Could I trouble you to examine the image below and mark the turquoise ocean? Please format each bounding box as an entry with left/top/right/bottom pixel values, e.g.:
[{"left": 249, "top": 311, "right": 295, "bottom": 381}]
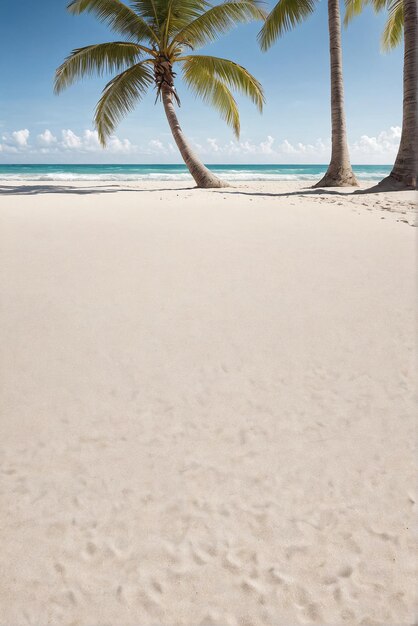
[{"left": 0, "top": 164, "right": 390, "bottom": 182}]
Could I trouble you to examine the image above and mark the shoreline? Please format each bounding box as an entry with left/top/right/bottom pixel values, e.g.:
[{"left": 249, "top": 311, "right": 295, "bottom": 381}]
[{"left": 0, "top": 164, "right": 399, "bottom": 185}]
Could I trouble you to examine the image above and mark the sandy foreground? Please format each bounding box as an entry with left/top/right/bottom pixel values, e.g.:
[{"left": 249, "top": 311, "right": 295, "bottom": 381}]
[{"left": 0, "top": 181, "right": 416, "bottom": 625}]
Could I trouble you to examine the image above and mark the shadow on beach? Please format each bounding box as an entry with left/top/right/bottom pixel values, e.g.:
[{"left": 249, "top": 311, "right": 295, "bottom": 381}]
[
  {"left": 0, "top": 183, "right": 410, "bottom": 197},
  {"left": 213, "top": 188, "right": 351, "bottom": 198},
  {"left": 0, "top": 184, "right": 196, "bottom": 196},
  {"left": 213, "top": 185, "right": 407, "bottom": 198}
]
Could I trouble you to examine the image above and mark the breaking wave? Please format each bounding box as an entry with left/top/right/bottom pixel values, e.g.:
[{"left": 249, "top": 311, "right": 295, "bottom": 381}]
[{"left": 0, "top": 165, "right": 391, "bottom": 182}]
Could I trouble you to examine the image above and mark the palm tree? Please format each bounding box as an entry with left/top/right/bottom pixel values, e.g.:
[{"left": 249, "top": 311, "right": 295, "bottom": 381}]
[
  {"left": 55, "top": 0, "right": 266, "bottom": 188},
  {"left": 259, "top": 0, "right": 358, "bottom": 187},
  {"left": 345, "top": 0, "right": 417, "bottom": 190}
]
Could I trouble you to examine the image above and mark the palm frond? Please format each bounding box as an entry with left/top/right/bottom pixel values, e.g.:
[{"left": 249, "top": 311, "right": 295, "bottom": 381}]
[
  {"left": 161, "top": 0, "right": 175, "bottom": 47},
  {"left": 164, "top": 0, "right": 208, "bottom": 43},
  {"left": 371, "top": 0, "right": 388, "bottom": 12},
  {"left": 381, "top": 0, "right": 403, "bottom": 49},
  {"left": 344, "top": 0, "right": 369, "bottom": 25},
  {"left": 131, "top": 0, "right": 161, "bottom": 30},
  {"left": 181, "top": 54, "right": 264, "bottom": 111},
  {"left": 171, "top": 0, "right": 266, "bottom": 49},
  {"left": 133, "top": 0, "right": 210, "bottom": 35},
  {"left": 258, "top": 0, "right": 316, "bottom": 50},
  {"left": 68, "top": 0, "right": 158, "bottom": 42},
  {"left": 95, "top": 62, "right": 154, "bottom": 144},
  {"left": 54, "top": 42, "right": 144, "bottom": 93},
  {"left": 344, "top": 0, "right": 403, "bottom": 48},
  {"left": 183, "top": 64, "right": 241, "bottom": 136}
]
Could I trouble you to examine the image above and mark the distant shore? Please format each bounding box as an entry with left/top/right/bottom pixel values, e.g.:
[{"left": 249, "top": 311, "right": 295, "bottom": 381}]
[{"left": 0, "top": 181, "right": 416, "bottom": 624}]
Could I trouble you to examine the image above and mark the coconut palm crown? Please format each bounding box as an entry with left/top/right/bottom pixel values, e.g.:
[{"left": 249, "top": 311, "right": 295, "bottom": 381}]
[
  {"left": 258, "top": 0, "right": 359, "bottom": 188},
  {"left": 55, "top": 0, "right": 266, "bottom": 188}
]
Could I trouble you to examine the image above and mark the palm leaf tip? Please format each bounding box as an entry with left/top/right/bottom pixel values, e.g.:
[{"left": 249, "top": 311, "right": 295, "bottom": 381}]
[
  {"left": 182, "top": 55, "right": 265, "bottom": 138},
  {"left": 94, "top": 62, "right": 153, "bottom": 145},
  {"left": 182, "top": 67, "right": 240, "bottom": 137},
  {"left": 67, "top": 0, "right": 159, "bottom": 43},
  {"left": 67, "top": 0, "right": 88, "bottom": 14},
  {"left": 54, "top": 66, "right": 66, "bottom": 94},
  {"left": 54, "top": 42, "right": 144, "bottom": 95},
  {"left": 381, "top": 0, "right": 403, "bottom": 50},
  {"left": 171, "top": 0, "right": 268, "bottom": 50},
  {"left": 258, "top": 0, "right": 316, "bottom": 50},
  {"left": 343, "top": 0, "right": 367, "bottom": 26},
  {"left": 182, "top": 55, "right": 264, "bottom": 113}
]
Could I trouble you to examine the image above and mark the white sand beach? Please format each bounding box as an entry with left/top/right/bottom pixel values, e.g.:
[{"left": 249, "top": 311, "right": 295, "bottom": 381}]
[{"left": 0, "top": 181, "right": 416, "bottom": 625}]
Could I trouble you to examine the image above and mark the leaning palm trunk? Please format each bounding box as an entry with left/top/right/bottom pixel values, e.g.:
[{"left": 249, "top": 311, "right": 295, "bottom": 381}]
[
  {"left": 314, "top": 0, "right": 358, "bottom": 187},
  {"left": 379, "top": 0, "right": 417, "bottom": 189},
  {"left": 161, "top": 85, "right": 225, "bottom": 188}
]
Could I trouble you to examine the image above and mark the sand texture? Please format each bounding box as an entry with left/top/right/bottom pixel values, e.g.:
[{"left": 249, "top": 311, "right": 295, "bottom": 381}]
[{"left": 0, "top": 182, "right": 416, "bottom": 625}]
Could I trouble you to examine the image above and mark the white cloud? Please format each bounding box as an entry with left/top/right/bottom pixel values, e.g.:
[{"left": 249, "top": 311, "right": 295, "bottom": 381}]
[
  {"left": 260, "top": 135, "right": 275, "bottom": 155},
  {"left": 37, "top": 129, "right": 57, "bottom": 146},
  {"left": 148, "top": 138, "right": 167, "bottom": 154},
  {"left": 207, "top": 138, "right": 220, "bottom": 152},
  {"left": 106, "top": 135, "right": 136, "bottom": 154},
  {"left": 146, "top": 138, "right": 177, "bottom": 156},
  {"left": 82, "top": 130, "right": 101, "bottom": 151},
  {"left": 351, "top": 126, "right": 401, "bottom": 157},
  {"left": 279, "top": 139, "right": 298, "bottom": 155},
  {"left": 59, "top": 129, "right": 135, "bottom": 154},
  {"left": 187, "top": 136, "right": 330, "bottom": 159},
  {"left": 276, "top": 138, "right": 330, "bottom": 158},
  {"left": 0, "top": 125, "right": 402, "bottom": 163},
  {"left": 149, "top": 138, "right": 165, "bottom": 150},
  {"left": 61, "top": 129, "right": 82, "bottom": 149},
  {"left": 12, "top": 129, "right": 30, "bottom": 147},
  {"left": 186, "top": 128, "right": 399, "bottom": 163},
  {"left": 107, "top": 135, "right": 135, "bottom": 153}
]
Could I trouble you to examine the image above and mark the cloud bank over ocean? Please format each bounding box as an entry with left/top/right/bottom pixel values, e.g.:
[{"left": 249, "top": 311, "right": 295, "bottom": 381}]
[{"left": 0, "top": 126, "right": 401, "bottom": 164}]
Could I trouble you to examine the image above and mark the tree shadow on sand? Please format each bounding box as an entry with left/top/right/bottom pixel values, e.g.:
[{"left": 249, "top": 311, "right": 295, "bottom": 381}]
[
  {"left": 0, "top": 184, "right": 195, "bottom": 196},
  {"left": 213, "top": 187, "right": 348, "bottom": 198},
  {"left": 0, "top": 183, "right": 414, "bottom": 198},
  {"left": 213, "top": 183, "right": 416, "bottom": 198},
  {"left": 352, "top": 181, "right": 417, "bottom": 194}
]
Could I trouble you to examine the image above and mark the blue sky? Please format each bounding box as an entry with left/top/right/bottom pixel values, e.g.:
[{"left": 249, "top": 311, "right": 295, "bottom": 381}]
[{"left": 0, "top": 0, "right": 403, "bottom": 163}]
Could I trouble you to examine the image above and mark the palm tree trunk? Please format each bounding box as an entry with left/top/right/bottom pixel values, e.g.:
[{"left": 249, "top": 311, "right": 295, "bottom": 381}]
[
  {"left": 161, "top": 84, "right": 227, "bottom": 188},
  {"left": 314, "top": 0, "right": 358, "bottom": 187},
  {"left": 378, "top": 0, "right": 417, "bottom": 190}
]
